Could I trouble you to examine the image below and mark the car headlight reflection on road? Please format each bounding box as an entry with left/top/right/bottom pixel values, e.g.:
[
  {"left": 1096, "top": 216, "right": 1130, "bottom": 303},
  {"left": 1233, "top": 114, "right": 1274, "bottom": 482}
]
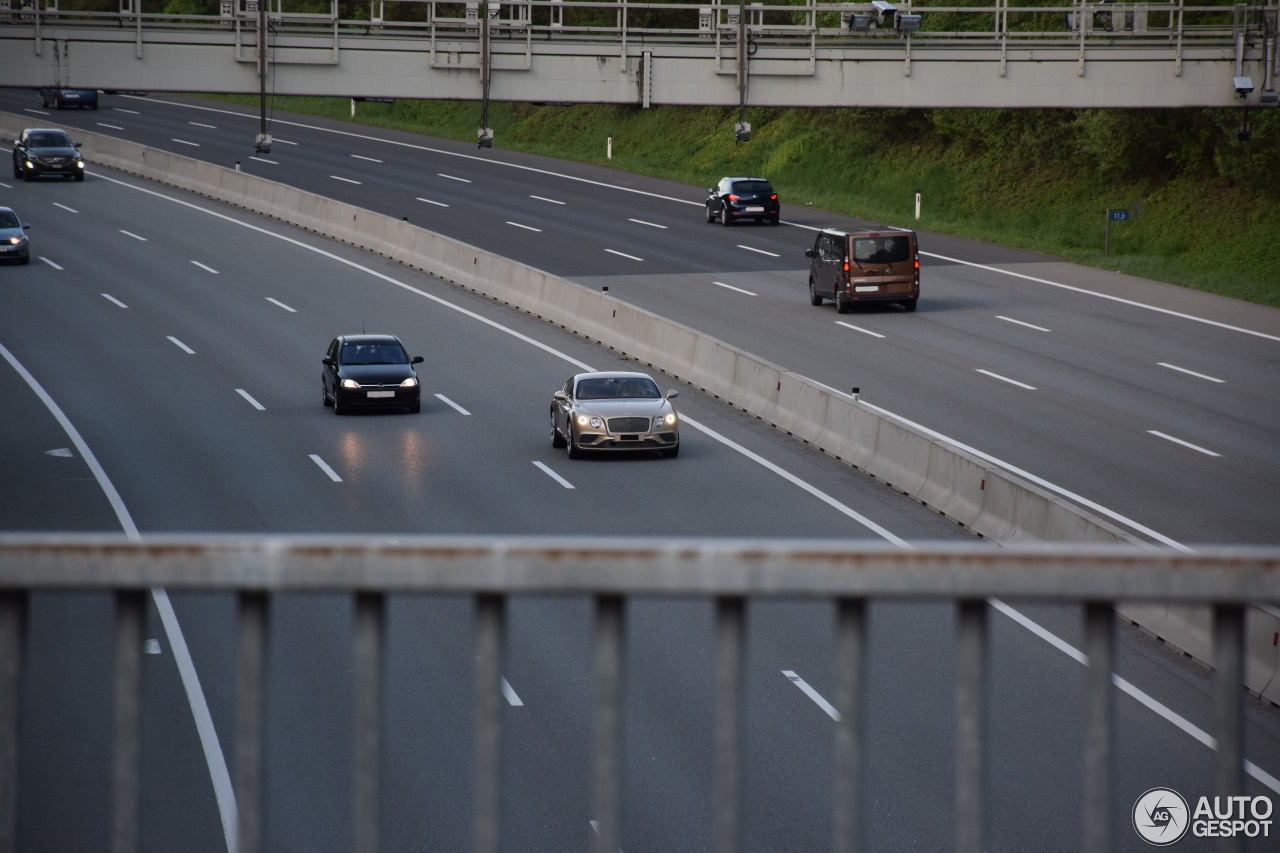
[
  {"left": 341, "top": 378, "right": 360, "bottom": 389},
  {"left": 400, "top": 377, "right": 418, "bottom": 387}
]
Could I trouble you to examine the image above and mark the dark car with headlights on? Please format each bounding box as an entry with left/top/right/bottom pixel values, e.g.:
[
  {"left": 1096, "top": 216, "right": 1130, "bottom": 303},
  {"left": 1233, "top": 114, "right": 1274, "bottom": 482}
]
[
  {"left": 322, "top": 334, "right": 423, "bottom": 414},
  {"left": 13, "top": 128, "right": 85, "bottom": 181},
  {"left": 705, "top": 176, "right": 780, "bottom": 226},
  {"left": 40, "top": 88, "right": 99, "bottom": 110},
  {"left": 551, "top": 371, "right": 680, "bottom": 458},
  {"left": 0, "top": 207, "right": 31, "bottom": 265}
]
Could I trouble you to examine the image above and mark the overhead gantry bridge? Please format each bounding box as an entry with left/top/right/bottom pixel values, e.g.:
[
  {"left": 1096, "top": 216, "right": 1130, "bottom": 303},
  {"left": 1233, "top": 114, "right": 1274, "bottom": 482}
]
[{"left": 1, "top": 1, "right": 1276, "bottom": 110}]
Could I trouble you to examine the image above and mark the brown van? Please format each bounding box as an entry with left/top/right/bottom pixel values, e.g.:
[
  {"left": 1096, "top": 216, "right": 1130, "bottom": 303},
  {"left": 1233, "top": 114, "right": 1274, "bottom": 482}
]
[{"left": 805, "top": 229, "right": 920, "bottom": 313}]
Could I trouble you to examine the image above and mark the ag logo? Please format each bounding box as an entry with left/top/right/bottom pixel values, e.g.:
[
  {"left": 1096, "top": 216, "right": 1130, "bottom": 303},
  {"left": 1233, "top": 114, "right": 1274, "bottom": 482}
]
[{"left": 1134, "top": 787, "right": 1190, "bottom": 846}]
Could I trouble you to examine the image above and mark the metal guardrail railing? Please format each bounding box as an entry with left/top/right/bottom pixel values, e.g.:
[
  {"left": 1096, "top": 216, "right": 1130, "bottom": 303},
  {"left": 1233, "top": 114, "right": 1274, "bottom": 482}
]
[
  {"left": 1, "top": 535, "right": 1278, "bottom": 853},
  {"left": 0, "top": 0, "right": 1268, "bottom": 49}
]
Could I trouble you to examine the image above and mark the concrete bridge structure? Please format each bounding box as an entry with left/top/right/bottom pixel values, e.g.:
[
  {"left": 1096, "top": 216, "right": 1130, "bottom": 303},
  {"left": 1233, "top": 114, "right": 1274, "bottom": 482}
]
[{"left": 1, "top": 1, "right": 1277, "bottom": 111}]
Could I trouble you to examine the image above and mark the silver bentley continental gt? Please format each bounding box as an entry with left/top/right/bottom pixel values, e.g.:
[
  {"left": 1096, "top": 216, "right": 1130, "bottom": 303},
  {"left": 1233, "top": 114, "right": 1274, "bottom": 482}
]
[{"left": 550, "top": 372, "right": 681, "bottom": 458}]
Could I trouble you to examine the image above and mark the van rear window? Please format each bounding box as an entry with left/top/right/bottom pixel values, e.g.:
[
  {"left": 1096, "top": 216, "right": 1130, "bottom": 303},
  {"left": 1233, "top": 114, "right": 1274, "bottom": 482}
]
[{"left": 852, "top": 236, "right": 911, "bottom": 264}]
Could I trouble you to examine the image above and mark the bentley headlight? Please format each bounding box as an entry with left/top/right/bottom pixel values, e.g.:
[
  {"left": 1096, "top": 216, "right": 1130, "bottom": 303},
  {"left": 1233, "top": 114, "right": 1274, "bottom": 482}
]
[
  {"left": 661, "top": 413, "right": 677, "bottom": 426},
  {"left": 576, "top": 415, "right": 589, "bottom": 426},
  {"left": 589, "top": 417, "right": 603, "bottom": 430}
]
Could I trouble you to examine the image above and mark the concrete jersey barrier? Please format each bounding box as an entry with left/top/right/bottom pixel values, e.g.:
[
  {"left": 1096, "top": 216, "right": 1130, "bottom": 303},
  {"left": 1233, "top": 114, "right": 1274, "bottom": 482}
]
[{"left": 5, "top": 113, "right": 1276, "bottom": 700}]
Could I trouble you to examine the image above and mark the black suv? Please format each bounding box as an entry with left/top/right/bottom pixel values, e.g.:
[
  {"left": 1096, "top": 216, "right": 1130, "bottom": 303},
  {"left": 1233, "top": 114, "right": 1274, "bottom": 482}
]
[
  {"left": 705, "top": 177, "right": 780, "bottom": 226},
  {"left": 13, "top": 128, "right": 85, "bottom": 181}
]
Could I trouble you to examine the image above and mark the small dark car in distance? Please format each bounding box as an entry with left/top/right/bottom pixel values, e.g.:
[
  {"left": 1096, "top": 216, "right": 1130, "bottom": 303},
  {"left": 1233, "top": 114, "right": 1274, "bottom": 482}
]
[
  {"left": 322, "top": 334, "right": 424, "bottom": 414},
  {"left": 40, "top": 88, "right": 99, "bottom": 110},
  {"left": 705, "top": 176, "right": 780, "bottom": 226},
  {"left": 0, "top": 207, "right": 31, "bottom": 265},
  {"left": 12, "top": 128, "right": 85, "bottom": 182},
  {"left": 806, "top": 229, "right": 920, "bottom": 313}
]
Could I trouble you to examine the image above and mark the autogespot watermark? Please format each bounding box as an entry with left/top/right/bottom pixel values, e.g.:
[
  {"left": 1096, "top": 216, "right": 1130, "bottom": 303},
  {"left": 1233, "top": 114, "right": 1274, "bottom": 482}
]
[{"left": 1133, "top": 788, "right": 1274, "bottom": 845}]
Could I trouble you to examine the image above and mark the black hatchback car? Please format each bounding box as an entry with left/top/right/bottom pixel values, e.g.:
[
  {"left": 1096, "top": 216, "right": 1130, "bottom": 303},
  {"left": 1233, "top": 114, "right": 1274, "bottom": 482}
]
[
  {"left": 12, "top": 128, "right": 85, "bottom": 181},
  {"left": 705, "top": 177, "right": 780, "bottom": 226},
  {"left": 322, "top": 334, "right": 424, "bottom": 414}
]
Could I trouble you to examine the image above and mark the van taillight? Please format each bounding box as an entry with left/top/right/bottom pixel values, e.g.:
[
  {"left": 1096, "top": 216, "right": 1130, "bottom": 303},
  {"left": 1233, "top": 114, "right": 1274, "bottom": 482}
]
[
  {"left": 914, "top": 259, "right": 920, "bottom": 270},
  {"left": 843, "top": 262, "right": 849, "bottom": 273}
]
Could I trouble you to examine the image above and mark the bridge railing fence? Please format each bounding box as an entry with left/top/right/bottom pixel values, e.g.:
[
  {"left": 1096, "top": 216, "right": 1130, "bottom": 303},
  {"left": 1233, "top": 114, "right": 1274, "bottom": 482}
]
[
  {"left": 1, "top": 0, "right": 1257, "bottom": 49},
  {"left": 1, "top": 535, "right": 1277, "bottom": 853}
]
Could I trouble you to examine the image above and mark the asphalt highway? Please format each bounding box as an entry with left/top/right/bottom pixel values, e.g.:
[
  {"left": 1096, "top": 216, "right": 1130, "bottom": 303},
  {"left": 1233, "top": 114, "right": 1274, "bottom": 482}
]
[
  {"left": 2, "top": 91, "right": 1279, "bottom": 852},
  {"left": 5, "top": 89, "right": 1276, "bottom": 548}
]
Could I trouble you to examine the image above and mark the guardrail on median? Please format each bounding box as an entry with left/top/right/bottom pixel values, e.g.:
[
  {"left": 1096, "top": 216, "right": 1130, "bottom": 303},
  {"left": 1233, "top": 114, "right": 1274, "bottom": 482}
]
[
  {"left": 1, "top": 536, "right": 1278, "bottom": 853},
  {"left": 3, "top": 111, "right": 1276, "bottom": 702}
]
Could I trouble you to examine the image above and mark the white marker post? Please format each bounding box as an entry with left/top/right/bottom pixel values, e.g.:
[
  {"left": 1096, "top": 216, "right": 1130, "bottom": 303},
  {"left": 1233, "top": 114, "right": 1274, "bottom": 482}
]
[
  {"left": 607, "top": 136, "right": 612, "bottom": 159},
  {"left": 915, "top": 190, "right": 921, "bottom": 220}
]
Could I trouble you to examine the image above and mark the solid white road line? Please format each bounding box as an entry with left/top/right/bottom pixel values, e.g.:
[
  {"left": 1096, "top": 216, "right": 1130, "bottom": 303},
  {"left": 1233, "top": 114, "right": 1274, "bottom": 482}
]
[
  {"left": 782, "top": 670, "right": 840, "bottom": 721},
  {"left": 351, "top": 154, "right": 382, "bottom": 162},
  {"left": 438, "top": 173, "right": 471, "bottom": 183},
  {"left": 235, "top": 389, "right": 266, "bottom": 410},
  {"left": 532, "top": 460, "right": 575, "bottom": 489},
  {"left": 605, "top": 249, "right": 643, "bottom": 261},
  {"left": 712, "top": 281, "right": 757, "bottom": 296},
  {"left": 38, "top": 258, "right": 62, "bottom": 270},
  {"left": 266, "top": 297, "right": 297, "bottom": 313},
  {"left": 988, "top": 599, "right": 1280, "bottom": 796},
  {"left": 417, "top": 197, "right": 449, "bottom": 207},
  {"left": 171, "top": 138, "right": 200, "bottom": 147},
  {"left": 330, "top": 175, "right": 361, "bottom": 184},
  {"left": 120, "top": 230, "right": 147, "bottom": 241},
  {"left": 191, "top": 261, "right": 219, "bottom": 274},
  {"left": 680, "top": 414, "right": 911, "bottom": 548},
  {"left": 737, "top": 244, "right": 780, "bottom": 257},
  {"left": 1158, "top": 362, "right": 1224, "bottom": 383},
  {"left": 101, "top": 293, "right": 128, "bottom": 308},
  {"left": 836, "top": 321, "right": 885, "bottom": 339},
  {"left": 309, "top": 454, "right": 343, "bottom": 482},
  {"left": 23, "top": 108, "right": 50, "bottom": 115},
  {"left": 997, "top": 315, "right": 1051, "bottom": 332},
  {"left": 0, "top": 342, "right": 238, "bottom": 853},
  {"left": 434, "top": 393, "right": 471, "bottom": 415},
  {"left": 53, "top": 202, "right": 79, "bottom": 214},
  {"left": 976, "top": 369, "right": 1036, "bottom": 390},
  {"left": 501, "top": 676, "right": 524, "bottom": 707},
  {"left": 97, "top": 122, "right": 125, "bottom": 130},
  {"left": 1148, "top": 430, "right": 1221, "bottom": 457},
  {"left": 189, "top": 121, "right": 218, "bottom": 129},
  {"left": 168, "top": 336, "right": 196, "bottom": 354},
  {"left": 530, "top": 195, "right": 565, "bottom": 204},
  {"left": 249, "top": 156, "right": 278, "bottom": 165},
  {"left": 629, "top": 218, "right": 667, "bottom": 229},
  {"left": 506, "top": 221, "right": 542, "bottom": 232}
]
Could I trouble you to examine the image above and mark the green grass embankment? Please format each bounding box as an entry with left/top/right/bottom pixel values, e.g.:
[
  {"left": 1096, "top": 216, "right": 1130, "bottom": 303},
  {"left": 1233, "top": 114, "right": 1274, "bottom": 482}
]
[{"left": 204, "top": 95, "right": 1280, "bottom": 307}]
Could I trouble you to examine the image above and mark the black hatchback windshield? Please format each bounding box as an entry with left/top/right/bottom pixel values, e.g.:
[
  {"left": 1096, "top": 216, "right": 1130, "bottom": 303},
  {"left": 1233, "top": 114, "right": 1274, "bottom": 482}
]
[
  {"left": 731, "top": 181, "right": 773, "bottom": 194},
  {"left": 340, "top": 342, "right": 408, "bottom": 365},
  {"left": 28, "top": 131, "right": 73, "bottom": 149}
]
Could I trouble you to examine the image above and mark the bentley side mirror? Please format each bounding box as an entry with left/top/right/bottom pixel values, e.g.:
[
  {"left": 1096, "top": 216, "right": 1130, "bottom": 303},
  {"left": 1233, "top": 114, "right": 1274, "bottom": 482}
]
[
  {"left": 554, "top": 391, "right": 568, "bottom": 402},
  {"left": 666, "top": 390, "right": 679, "bottom": 399}
]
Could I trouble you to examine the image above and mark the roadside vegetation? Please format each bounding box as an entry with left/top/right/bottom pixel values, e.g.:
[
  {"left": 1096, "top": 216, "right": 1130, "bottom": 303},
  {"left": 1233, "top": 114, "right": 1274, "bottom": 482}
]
[{"left": 203, "top": 96, "right": 1280, "bottom": 307}]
